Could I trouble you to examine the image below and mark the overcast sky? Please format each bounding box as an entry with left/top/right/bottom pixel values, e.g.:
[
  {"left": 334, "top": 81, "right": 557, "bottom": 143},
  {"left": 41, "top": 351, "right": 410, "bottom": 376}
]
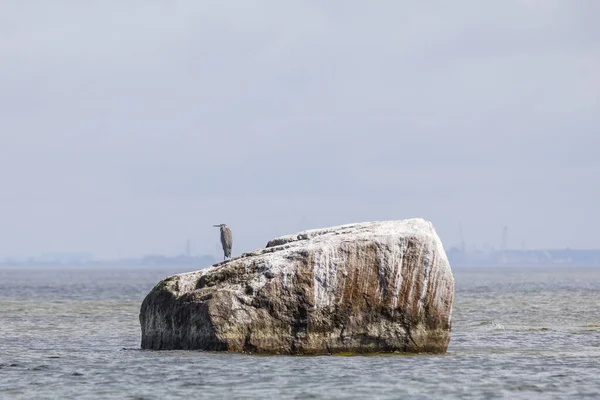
[{"left": 1, "top": 1, "right": 599, "bottom": 259}]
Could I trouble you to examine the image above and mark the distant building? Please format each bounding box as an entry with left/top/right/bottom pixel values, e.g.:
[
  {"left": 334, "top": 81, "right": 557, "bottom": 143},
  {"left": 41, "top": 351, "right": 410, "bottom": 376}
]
[{"left": 446, "top": 247, "right": 600, "bottom": 267}]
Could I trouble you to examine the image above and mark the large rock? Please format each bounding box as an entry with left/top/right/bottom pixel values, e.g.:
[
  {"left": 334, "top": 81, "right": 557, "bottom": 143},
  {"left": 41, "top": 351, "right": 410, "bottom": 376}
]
[{"left": 139, "top": 219, "right": 455, "bottom": 354}]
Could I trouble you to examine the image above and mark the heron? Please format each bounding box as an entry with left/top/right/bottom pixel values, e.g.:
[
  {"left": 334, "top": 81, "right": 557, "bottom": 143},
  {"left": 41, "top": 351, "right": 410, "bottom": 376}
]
[{"left": 213, "top": 223, "right": 232, "bottom": 261}]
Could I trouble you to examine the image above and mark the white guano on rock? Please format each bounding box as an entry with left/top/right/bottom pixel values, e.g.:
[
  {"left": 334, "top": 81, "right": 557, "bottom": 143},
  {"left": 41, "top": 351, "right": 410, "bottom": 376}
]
[{"left": 139, "top": 218, "right": 455, "bottom": 354}]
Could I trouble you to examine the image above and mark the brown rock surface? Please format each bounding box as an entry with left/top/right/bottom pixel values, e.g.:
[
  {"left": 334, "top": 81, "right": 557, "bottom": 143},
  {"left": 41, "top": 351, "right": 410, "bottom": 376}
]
[{"left": 139, "top": 219, "right": 455, "bottom": 354}]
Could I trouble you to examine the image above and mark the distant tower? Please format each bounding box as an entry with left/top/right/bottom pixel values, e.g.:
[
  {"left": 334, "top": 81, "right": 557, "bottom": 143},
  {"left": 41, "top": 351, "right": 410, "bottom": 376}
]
[
  {"left": 458, "top": 224, "right": 467, "bottom": 263},
  {"left": 185, "top": 239, "right": 191, "bottom": 257},
  {"left": 500, "top": 226, "right": 508, "bottom": 264},
  {"left": 501, "top": 226, "right": 508, "bottom": 251}
]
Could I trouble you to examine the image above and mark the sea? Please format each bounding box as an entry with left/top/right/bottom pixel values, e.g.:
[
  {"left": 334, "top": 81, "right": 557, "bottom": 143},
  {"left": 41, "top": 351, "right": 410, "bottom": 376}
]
[{"left": 1, "top": 265, "right": 599, "bottom": 399}]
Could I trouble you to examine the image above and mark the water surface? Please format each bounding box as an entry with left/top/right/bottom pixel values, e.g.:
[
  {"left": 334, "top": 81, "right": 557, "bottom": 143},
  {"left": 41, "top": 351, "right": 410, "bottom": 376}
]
[{"left": 1, "top": 266, "right": 599, "bottom": 399}]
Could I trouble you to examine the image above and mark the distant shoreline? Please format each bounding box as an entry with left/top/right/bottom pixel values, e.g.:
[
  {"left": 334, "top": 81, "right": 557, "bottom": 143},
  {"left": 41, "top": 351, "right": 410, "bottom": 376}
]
[{"left": 2, "top": 263, "right": 599, "bottom": 271}]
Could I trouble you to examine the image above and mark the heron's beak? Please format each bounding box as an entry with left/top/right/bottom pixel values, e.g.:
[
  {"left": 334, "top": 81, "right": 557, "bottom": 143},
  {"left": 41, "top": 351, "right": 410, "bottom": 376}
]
[{"left": 213, "top": 225, "right": 220, "bottom": 227}]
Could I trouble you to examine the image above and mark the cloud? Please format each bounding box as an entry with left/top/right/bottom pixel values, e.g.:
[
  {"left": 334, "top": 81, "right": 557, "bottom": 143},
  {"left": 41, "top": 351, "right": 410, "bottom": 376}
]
[{"left": 0, "top": 1, "right": 599, "bottom": 257}]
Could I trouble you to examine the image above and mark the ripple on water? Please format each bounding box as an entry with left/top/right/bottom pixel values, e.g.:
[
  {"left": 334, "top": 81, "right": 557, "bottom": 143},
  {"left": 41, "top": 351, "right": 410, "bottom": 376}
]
[{"left": 1, "top": 267, "right": 600, "bottom": 399}]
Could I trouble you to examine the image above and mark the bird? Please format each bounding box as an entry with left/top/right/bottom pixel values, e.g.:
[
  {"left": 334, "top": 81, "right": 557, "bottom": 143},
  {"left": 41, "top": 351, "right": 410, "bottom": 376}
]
[{"left": 213, "top": 223, "right": 232, "bottom": 261}]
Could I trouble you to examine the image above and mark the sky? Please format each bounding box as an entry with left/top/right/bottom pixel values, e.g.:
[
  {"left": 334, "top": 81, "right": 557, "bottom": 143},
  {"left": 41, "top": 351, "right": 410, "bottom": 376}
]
[{"left": 1, "top": 1, "right": 599, "bottom": 259}]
